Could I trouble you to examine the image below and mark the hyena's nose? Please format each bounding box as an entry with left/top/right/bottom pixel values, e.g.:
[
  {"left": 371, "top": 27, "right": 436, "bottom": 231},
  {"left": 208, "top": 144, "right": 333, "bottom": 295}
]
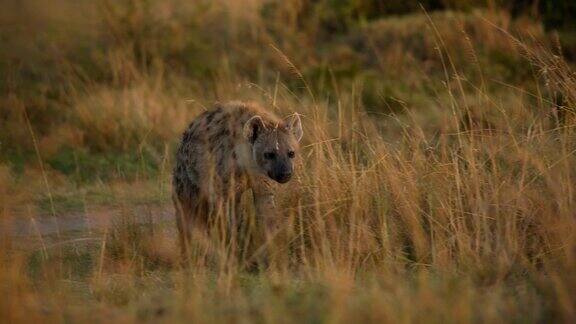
[{"left": 275, "top": 171, "right": 292, "bottom": 183}]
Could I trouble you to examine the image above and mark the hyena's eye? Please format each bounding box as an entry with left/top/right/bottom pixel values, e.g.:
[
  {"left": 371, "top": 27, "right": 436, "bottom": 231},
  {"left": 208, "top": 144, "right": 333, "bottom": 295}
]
[
  {"left": 287, "top": 151, "right": 295, "bottom": 158},
  {"left": 264, "top": 152, "right": 276, "bottom": 160}
]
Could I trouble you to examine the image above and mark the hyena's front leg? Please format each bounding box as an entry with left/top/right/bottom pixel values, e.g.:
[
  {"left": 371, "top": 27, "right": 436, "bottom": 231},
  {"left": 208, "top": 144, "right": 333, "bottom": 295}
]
[
  {"left": 252, "top": 184, "right": 279, "bottom": 240},
  {"left": 251, "top": 181, "right": 282, "bottom": 271}
]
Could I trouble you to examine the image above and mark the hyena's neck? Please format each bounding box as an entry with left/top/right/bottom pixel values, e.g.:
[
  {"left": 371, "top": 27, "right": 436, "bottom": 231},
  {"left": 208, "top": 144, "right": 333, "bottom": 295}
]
[{"left": 234, "top": 141, "right": 258, "bottom": 175}]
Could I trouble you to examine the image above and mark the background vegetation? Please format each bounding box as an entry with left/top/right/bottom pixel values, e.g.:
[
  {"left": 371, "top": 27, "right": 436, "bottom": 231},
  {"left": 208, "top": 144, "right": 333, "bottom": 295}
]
[{"left": 1, "top": 0, "right": 575, "bottom": 322}]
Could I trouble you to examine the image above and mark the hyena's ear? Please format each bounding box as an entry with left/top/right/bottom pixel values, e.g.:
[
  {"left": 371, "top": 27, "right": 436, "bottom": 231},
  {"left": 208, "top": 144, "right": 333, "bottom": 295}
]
[
  {"left": 284, "top": 113, "right": 303, "bottom": 142},
  {"left": 243, "top": 115, "right": 266, "bottom": 143}
]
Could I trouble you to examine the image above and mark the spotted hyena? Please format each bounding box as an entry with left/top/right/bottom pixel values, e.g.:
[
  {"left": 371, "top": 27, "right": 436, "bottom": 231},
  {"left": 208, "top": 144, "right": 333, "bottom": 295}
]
[{"left": 172, "top": 101, "right": 303, "bottom": 257}]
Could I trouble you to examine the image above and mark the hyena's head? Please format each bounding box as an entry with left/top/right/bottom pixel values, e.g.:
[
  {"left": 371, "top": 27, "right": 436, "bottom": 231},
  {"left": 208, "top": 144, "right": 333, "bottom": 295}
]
[{"left": 243, "top": 114, "right": 303, "bottom": 183}]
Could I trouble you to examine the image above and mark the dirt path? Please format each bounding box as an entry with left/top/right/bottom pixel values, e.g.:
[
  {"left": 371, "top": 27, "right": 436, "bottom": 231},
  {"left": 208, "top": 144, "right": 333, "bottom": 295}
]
[{"left": 1, "top": 205, "right": 175, "bottom": 237}]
